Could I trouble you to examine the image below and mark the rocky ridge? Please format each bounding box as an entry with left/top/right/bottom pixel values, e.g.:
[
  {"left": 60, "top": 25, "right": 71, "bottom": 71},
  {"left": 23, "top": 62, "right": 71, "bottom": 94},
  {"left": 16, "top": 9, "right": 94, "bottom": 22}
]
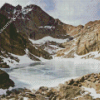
[{"left": 0, "top": 3, "right": 72, "bottom": 40}]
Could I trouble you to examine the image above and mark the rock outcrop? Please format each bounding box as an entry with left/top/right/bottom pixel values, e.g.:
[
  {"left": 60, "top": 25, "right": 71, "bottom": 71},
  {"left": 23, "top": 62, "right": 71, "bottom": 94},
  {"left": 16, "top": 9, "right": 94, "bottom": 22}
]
[
  {"left": 0, "top": 69, "right": 14, "bottom": 89},
  {"left": 56, "top": 20, "right": 100, "bottom": 60},
  {"left": 76, "top": 20, "right": 100, "bottom": 55}
]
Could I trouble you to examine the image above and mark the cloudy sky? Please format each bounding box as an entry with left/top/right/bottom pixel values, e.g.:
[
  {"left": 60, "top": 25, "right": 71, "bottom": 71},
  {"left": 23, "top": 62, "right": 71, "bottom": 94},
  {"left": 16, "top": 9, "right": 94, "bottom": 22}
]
[{"left": 0, "top": 0, "right": 100, "bottom": 26}]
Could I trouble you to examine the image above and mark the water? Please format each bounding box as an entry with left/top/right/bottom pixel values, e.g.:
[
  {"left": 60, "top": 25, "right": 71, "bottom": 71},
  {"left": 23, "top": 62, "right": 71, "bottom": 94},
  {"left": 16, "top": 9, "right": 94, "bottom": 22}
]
[{"left": 2, "top": 58, "right": 100, "bottom": 90}]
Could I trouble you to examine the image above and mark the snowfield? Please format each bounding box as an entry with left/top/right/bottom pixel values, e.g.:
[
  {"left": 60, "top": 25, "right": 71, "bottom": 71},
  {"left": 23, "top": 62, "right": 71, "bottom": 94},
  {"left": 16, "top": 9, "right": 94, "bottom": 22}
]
[
  {"left": 29, "top": 36, "right": 68, "bottom": 44},
  {"left": 83, "top": 87, "right": 100, "bottom": 99}
]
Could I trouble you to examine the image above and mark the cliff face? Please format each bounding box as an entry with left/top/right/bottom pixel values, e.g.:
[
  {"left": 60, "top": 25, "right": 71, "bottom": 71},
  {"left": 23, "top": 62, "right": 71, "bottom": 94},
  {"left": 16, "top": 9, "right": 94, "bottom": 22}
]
[
  {"left": 0, "top": 13, "right": 27, "bottom": 55},
  {"left": 63, "top": 24, "right": 84, "bottom": 37},
  {"left": 56, "top": 20, "right": 100, "bottom": 59},
  {"left": 76, "top": 20, "right": 100, "bottom": 55}
]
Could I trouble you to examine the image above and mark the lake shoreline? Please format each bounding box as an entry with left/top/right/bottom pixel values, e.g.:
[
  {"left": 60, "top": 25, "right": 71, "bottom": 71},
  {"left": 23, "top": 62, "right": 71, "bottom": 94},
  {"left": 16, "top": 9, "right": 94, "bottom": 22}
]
[
  {"left": 1, "top": 58, "right": 100, "bottom": 100},
  {"left": 1, "top": 72, "right": 100, "bottom": 100}
]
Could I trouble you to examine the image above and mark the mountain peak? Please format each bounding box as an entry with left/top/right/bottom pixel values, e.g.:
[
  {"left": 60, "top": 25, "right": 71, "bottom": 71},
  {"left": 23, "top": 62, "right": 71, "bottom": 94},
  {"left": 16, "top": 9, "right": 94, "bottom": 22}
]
[
  {"left": 1, "top": 3, "right": 15, "bottom": 10},
  {"left": 24, "top": 4, "right": 41, "bottom": 10},
  {"left": 16, "top": 5, "right": 22, "bottom": 10}
]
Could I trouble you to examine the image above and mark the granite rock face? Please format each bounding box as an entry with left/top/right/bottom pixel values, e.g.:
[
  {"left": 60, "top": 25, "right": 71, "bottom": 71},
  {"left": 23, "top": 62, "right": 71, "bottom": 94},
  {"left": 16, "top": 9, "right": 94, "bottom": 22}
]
[
  {"left": 76, "top": 20, "right": 100, "bottom": 55},
  {"left": 56, "top": 20, "right": 100, "bottom": 59}
]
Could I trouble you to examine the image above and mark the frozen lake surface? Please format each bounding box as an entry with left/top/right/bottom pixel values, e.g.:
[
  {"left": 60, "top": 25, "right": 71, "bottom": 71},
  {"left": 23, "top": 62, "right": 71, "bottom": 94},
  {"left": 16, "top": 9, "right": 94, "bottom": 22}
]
[{"left": 2, "top": 58, "right": 100, "bottom": 90}]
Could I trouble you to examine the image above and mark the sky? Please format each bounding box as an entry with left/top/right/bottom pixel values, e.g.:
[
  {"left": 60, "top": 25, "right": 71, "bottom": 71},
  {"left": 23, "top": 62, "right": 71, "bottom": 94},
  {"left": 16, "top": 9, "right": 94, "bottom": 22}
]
[{"left": 0, "top": 0, "right": 100, "bottom": 26}]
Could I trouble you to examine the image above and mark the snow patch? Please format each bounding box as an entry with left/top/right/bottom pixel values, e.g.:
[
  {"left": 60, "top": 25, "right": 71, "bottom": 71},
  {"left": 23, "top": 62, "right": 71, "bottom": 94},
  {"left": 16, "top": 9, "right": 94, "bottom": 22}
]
[
  {"left": 64, "top": 46, "right": 76, "bottom": 55},
  {"left": 83, "top": 87, "right": 100, "bottom": 99},
  {"left": 24, "top": 97, "right": 28, "bottom": 100},
  {"left": 0, "top": 89, "right": 7, "bottom": 95},
  {"left": 74, "top": 51, "right": 99, "bottom": 59},
  {"left": 13, "top": 9, "right": 16, "bottom": 14},
  {"left": 29, "top": 36, "right": 68, "bottom": 44},
  {"left": 2, "top": 53, "right": 34, "bottom": 67},
  {"left": 39, "top": 26, "right": 55, "bottom": 29},
  {"left": 22, "top": 8, "right": 33, "bottom": 14},
  {"left": 44, "top": 45, "right": 62, "bottom": 54},
  {"left": 0, "top": 87, "right": 13, "bottom": 95}
]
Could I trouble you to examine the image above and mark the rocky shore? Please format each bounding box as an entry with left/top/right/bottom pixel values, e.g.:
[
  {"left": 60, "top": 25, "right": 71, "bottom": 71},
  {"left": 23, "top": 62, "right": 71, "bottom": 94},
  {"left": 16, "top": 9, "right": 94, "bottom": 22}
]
[{"left": 1, "top": 73, "right": 100, "bottom": 100}]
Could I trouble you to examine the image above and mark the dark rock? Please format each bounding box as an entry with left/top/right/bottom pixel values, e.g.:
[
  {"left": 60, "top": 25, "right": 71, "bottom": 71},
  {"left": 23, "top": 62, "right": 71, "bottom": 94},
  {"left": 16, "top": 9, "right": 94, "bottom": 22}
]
[
  {"left": 6, "top": 90, "right": 12, "bottom": 95},
  {"left": 0, "top": 69, "right": 14, "bottom": 89},
  {"left": 78, "top": 84, "right": 82, "bottom": 87},
  {"left": 39, "top": 86, "right": 49, "bottom": 91},
  {"left": 46, "top": 90, "right": 55, "bottom": 97},
  {"left": 68, "top": 79, "right": 74, "bottom": 85},
  {"left": 28, "top": 93, "right": 36, "bottom": 98},
  {"left": 73, "top": 82, "right": 78, "bottom": 86},
  {"left": 16, "top": 5, "right": 22, "bottom": 10},
  {"left": 0, "top": 63, "right": 9, "bottom": 68},
  {"left": 79, "top": 76, "right": 84, "bottom": 82}
]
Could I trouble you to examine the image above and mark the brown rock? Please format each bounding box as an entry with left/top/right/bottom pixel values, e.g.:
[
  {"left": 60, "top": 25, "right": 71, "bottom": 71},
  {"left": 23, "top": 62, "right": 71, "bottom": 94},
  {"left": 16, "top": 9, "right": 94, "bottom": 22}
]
[
  {"left": 68, "top": 79, "right": 74, "bottom": 85},
  {"left": 79, "top": 76, "right": 84, "bottom": 82}
]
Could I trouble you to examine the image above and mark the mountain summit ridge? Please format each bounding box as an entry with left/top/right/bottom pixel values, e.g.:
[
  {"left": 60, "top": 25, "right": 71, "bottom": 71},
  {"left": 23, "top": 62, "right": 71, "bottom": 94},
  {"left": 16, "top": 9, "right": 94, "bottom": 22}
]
[{"left": 0, "top": 3, "right": 80, "bottom": 40}]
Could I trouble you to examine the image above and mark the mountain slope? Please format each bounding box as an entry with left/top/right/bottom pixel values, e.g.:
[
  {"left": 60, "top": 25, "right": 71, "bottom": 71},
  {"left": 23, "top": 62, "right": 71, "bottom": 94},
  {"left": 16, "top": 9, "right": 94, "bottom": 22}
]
[
  {"left": 0, "top": 3, "right": 77, "bottom": 67},
  {"left": 56, "top": 20, "right": 100, "bottom": 60},
  {"left": 0, "top": 13, "right": 52, "bottom": 67},
  {"left": 1, "top": 3, "right": 99, "bottom": 67},
  {"left": 76, "top": 20, "right": 100, "bottom": 55},
  {"left": 0, "top": 3, "right": 74, "bottom": 40}
]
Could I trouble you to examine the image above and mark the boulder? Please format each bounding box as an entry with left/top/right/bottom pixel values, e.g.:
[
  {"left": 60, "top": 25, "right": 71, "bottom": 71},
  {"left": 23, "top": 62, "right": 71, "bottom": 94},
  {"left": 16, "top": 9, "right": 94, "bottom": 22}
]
[
  {"left": 0, "top": 63, "right": 9, "bottom": 68},
  {"left": 0, "top": 69, "right": 14, "bottom": 89},
  {"left": 79, "top": 76, "right": 84, "bottom": 82},
  {"left": 68, "top": 79, "right": 74, "bottom": 85}
]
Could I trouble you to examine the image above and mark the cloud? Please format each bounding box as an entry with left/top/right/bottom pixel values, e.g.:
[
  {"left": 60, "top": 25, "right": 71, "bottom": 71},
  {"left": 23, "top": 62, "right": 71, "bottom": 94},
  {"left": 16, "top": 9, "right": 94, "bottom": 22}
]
[
  {"left": 47, "top": 0, "right": 100, "bottom": 26},
  {"left": 43, "top": 0, "right": 55, "bottom": 11},
  {"left": 0, "top": 0, "right": 46, "bottom": 10},
  {"left": 0, "top": 0, "right": 100, "bottom": 26}
]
